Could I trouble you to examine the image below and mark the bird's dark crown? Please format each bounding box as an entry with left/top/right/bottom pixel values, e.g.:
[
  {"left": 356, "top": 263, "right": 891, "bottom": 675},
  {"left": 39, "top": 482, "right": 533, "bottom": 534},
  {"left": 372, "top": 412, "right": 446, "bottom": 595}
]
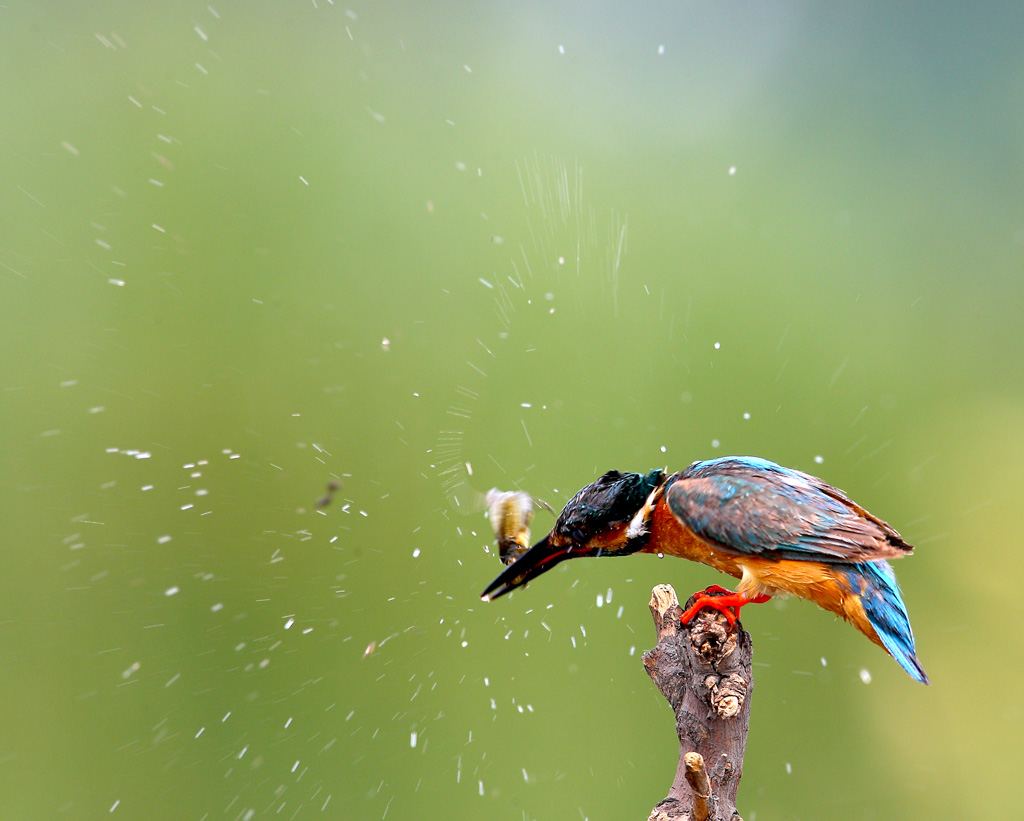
[{"left": 550, "top": 468, "right": 666, "bottom": 552}]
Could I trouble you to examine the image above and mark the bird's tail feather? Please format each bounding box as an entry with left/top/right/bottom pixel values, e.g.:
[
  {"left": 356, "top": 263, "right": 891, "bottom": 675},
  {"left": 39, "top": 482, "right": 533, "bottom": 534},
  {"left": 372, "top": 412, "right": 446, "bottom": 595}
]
[{"left": 847, "top": 561, "right": 929, "bottom": 684}]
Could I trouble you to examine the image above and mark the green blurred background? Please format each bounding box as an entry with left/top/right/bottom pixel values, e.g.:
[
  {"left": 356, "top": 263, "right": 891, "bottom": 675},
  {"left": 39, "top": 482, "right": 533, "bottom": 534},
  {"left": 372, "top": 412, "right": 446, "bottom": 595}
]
[{"left": 3, "top": 2, "right": 1023, "bottom": 818}]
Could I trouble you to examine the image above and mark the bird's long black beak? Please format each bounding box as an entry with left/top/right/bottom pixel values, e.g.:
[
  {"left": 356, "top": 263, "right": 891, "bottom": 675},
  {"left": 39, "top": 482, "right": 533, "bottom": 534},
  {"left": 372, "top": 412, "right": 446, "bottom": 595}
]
[{"left": 480, "top": 534, "right": 571, "bottom": 601}]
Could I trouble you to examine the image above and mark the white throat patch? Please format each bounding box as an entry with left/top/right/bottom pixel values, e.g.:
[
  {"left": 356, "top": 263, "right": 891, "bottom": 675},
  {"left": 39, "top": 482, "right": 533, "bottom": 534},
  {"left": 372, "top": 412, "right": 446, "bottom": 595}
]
[{"left": 625, "top": 481, "right": 665, "bottom": 541}]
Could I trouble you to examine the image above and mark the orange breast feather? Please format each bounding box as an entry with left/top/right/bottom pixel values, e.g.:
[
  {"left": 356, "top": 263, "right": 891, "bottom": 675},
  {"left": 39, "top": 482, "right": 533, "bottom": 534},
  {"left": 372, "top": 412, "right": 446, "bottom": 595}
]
[{"left": 644, "top": 497, "right": 882, "bottom": 648}]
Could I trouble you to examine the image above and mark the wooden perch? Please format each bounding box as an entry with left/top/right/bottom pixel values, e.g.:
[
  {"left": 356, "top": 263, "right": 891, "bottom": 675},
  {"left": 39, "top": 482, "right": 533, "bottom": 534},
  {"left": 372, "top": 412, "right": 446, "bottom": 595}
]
[{"left": 643, "top": 584, "right": 754, "bottom": 821}]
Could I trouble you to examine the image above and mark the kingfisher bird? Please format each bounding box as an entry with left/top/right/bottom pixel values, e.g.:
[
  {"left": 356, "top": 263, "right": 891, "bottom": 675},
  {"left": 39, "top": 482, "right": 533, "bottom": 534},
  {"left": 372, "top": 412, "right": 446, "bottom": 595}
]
[{"left": 481, "top": 456, "right": 928, "bottom": 684}]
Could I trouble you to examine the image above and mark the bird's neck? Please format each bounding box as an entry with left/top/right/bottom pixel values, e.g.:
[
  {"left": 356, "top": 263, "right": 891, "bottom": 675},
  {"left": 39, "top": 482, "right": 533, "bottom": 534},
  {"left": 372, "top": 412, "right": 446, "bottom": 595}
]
[{"left": 639, "top": 497, "right": 744, "bottom": 580}]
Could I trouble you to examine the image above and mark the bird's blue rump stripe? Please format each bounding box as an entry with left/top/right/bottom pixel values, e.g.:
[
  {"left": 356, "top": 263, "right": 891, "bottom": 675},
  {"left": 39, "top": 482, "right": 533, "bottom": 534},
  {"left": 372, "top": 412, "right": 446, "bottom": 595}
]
[{"left": 840, "top": 561, "right": 929, "bottom": 684}]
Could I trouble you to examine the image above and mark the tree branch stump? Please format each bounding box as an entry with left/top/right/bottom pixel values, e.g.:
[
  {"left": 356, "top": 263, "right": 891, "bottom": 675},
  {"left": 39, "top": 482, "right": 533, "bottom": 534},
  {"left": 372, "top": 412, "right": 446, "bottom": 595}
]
[{"left": 643, "top": 584, "right": 754, "bottom": 821}]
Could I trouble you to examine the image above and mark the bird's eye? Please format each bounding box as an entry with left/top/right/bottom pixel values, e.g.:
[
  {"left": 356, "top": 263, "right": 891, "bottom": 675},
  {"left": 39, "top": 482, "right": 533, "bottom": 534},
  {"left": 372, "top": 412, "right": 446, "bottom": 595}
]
[{"left": 571, "top": 528, "right": 587, "bottom": 544}]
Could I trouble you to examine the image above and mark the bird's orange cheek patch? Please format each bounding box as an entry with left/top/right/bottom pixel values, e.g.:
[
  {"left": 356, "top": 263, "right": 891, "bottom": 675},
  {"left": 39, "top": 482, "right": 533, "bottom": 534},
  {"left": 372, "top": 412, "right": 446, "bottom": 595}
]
[{"left": 585, "top": 524, "right": 629, "bottom": 554}]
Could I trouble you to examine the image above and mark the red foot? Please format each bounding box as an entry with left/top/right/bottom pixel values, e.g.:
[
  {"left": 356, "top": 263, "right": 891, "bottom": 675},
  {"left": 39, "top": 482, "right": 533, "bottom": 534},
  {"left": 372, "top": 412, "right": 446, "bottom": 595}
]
[
  {"left": 696, "top": 584, "right": 735, "bottom": 597},
  {"left": 680, "top": 586, "right": 771, "bottom": 627}
]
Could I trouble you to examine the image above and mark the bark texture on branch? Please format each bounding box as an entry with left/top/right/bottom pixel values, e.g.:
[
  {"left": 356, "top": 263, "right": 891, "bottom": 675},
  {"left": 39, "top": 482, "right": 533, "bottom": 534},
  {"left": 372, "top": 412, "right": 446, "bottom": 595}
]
[{"left": 643, "top": 584, "right": 753, "bottom": 821}]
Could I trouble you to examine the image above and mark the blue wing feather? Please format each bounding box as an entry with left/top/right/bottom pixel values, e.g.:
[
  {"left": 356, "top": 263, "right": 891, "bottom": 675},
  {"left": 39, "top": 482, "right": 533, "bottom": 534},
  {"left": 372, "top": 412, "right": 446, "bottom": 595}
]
[{"left": 665, "top": 456, "right": 912, "bottom": 563}]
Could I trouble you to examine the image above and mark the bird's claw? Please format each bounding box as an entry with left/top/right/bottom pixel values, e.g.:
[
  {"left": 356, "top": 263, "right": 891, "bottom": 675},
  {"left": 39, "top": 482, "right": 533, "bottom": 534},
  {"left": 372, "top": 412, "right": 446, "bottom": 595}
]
[{"left": 680, "top": 586, "right": 771, "bottom": 627}]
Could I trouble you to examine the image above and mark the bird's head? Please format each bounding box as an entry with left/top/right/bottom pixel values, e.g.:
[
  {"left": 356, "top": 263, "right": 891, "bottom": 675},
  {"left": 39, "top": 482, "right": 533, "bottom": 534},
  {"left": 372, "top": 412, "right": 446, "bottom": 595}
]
[{"left": 480, "top": 468, "right": 667, "bottom": 601}]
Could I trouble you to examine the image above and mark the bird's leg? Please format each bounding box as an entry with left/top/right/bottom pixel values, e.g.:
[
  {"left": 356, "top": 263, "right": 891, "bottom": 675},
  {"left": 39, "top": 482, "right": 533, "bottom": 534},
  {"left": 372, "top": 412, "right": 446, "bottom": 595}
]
[
  {"left": 680, "top": 586, "right": 771, "bottom": 627},
  {"left": 696, "top": 584, "right": 734, "bottom": 597}
]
